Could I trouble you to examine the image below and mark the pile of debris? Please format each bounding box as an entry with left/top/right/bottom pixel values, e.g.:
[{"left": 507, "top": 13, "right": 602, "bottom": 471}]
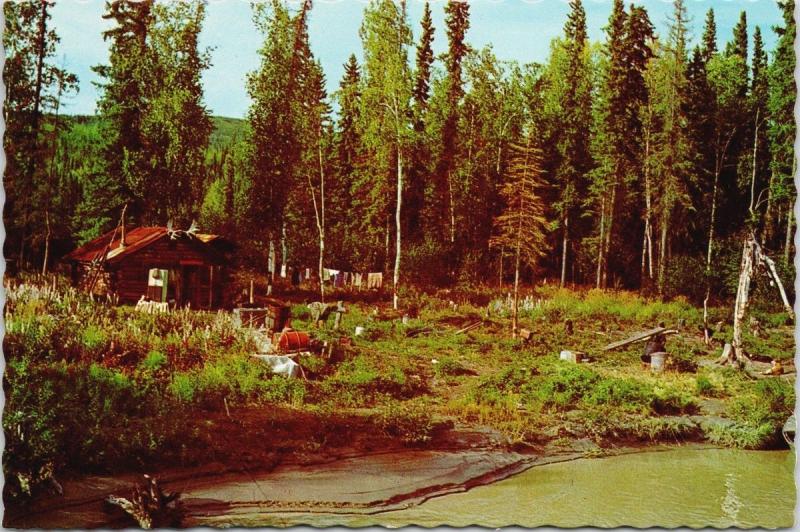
[
  {"left": 236, "top": 299, "right": 350, "bottom": 379},
  {"left": 104, "top": 475, "right": 181, "bottom": 529}
]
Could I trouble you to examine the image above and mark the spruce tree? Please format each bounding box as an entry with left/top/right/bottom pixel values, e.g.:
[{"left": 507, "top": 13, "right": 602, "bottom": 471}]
[
  {"left": 591, "top": 0, "right": 626, "bottom": 288},
  {"left": 650, "top": 0, "right": 694, "bottom": 296},
  {"left": 490, "top": 136, "right": 548, "bottom": 332},
  {"left": 3, "top": 0, "right": 78, "bottom": 269},
  {"left": 94, "top": 0, "right": 154, "bottom": 222},
  {"left": 433, "top": 0, "right": 470, "bottom": 251},
  {"left": 407, "top": 2, "right": 435, "bottom": 241},
  {"left": 766, "top": 0, "right": 796, "bottom": 263},
  {"left": 747, "top": 26, "right": 770, "bottom": 223},
  {"left": 337, "top": 55, "right": 362, "bottom": 183},
  {"left": 701, "top": 8, "right": 717, "bottom": 62},
  {"left": 555, "top": 0, "right": 592, "bottom": 286}
]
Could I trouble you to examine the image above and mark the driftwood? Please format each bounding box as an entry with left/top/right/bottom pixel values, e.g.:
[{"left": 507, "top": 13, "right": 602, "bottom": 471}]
[
  {"left": 455, "top": 321, "right": 482, "bottom": 335},
  {"left": 601, "top": 327, "right": 677, "bottom": 352},
  {"left": 104, "top": 475, "right": 181, "bottom": 529}
]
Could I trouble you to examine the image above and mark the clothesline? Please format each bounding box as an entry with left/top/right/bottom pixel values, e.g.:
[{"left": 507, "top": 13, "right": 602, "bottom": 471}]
[
  {"left": 276, "top": 266, "right": 384, "bottom": 289},
  {"left": 322, "top": 268, "right": 383, "bottom": 289}
]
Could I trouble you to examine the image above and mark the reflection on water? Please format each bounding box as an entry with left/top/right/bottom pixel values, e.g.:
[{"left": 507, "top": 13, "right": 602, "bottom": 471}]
[{"left": 278, "top": 448, "right": 795, "bottom": 529}]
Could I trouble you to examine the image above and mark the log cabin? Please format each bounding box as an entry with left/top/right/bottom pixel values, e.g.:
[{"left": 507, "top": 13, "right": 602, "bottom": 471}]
[{"left": 63, "top": 226, "right": 234, "bottom": 309}]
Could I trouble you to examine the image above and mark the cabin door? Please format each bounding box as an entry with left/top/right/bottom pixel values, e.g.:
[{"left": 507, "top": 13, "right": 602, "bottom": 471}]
[{"left": 181, "top": 265, "right": 201, "bottom": 308}]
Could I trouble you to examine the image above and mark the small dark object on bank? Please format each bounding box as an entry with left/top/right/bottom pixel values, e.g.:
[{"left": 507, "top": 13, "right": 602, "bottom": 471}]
[
  {"left": 640, "top": 331, "right": 668, "bottom": 367},
  {"left": 104, "top": 474, "right": 181, "bottom": 529},
  {"left": 564, "top": 319, "right": 573, "bottom": 335}
]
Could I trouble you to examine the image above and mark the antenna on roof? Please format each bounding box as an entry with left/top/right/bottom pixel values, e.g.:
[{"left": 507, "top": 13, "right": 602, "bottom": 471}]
[{"left": 119, "top": 204, "right": 128, "bottom": 249}]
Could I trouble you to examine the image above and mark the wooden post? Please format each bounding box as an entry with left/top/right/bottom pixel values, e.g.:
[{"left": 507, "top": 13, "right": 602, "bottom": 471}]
[
  {"left": 208, "top": 266, "right": 214, "bottom": 309},
  {"left": 249, "top": 279, "right": 254, "bottom": 305}
]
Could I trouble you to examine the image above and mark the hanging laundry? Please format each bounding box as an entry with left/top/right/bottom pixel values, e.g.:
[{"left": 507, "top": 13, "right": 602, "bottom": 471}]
[
  {"left": 367, "top": 272, "right": 383, "bottom": 290},
  {"left": 334, "top": 271, "right": 345, "bottom": 288},
  {"left": 354, "top": 272, "right": 363, "bottom": 289}
]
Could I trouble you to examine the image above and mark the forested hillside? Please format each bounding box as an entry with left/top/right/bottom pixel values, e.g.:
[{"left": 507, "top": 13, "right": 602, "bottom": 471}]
[{"left": 3, "top": 0, "right": 796, "bottom": 306}]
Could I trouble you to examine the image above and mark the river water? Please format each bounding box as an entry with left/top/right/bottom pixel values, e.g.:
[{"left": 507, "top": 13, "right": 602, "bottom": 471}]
[{"left": 275, "top": 448, "right": 795, "bottom": 529}]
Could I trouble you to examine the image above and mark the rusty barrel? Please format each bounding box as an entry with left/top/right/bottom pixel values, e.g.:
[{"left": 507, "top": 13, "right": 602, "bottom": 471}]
[{"left": 276, "top": 329, "right": 310, "bottom": 351}]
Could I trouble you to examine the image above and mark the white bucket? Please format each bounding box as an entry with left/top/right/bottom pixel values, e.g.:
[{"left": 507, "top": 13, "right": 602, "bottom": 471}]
[
  {"left": 650, "top": 352, "right": 667, "bottom": 372},
  {"left": 354, "top": 326, "right": 365, "bottom": 336},
  {"left": 559, "top": 350, "right": 577, "bottom": 363}
]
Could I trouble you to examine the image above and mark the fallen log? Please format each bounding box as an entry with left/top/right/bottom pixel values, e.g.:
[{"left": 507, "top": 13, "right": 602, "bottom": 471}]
[{"left": 601, "top": 327, "right": 678, "bottom": 352}]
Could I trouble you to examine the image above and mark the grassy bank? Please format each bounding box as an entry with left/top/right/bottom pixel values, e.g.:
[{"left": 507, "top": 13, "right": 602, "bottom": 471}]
[{"left": 3, "top": 278, "right": 795, "bottom": 500}]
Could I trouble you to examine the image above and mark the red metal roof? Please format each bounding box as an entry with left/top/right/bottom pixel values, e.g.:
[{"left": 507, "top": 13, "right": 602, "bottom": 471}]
[
  {"left": 65, "top": 226, "right": 229, "bottom": 264},
  {"left": 64, "top": 226, "right": 168, "bottom": 263}
]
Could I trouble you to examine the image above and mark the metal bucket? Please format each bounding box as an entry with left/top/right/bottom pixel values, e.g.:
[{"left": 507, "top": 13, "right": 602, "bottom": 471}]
[{"left": 650, "top": 352, "right": 667, "bottom": 372}]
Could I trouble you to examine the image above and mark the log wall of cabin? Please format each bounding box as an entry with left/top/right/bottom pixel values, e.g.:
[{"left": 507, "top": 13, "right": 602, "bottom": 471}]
[{"left": 101, "top": 237, "right": 227, "bottom": 308}]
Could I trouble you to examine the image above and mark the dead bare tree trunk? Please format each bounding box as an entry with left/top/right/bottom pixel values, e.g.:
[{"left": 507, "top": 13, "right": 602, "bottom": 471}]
[
  {"left": 602, "top": 184, "right": 616, "bottom": 289},
  {"left": 498, "top": 245, "right": 504, "bottom": 288},
  {"left": 307, "top": 140, "right": 326, "bottom": 303},
  {"left": 731, "top": 233, "right": 755, "bottom": 364},
  {"left": 42, "top": 212, "right": 51, "bottom": 276},
  {"left": 448, "top": 169, "right": 455, "bottom": 245},
  {"left": 703, "top": 160, "right": 721, "bottom": 344},
  {"left": 512, "top": 238, "right": 521, "bottom": 333},
  {"left": 393, "top": 148, "right": 403, "bottom": 310},
  {"left": 560, "top": 215, "right": 569, "bottom": 288},
  {"left": 640, "top": 100, "right": 655, "bottom": 289},
  {"left": 658, "top": 210, "right": 669, "bottom": 297},
  {"left": 784, "top": 206, "right": 793, "bottom": 268},
  {"left": 281, "top": 222, "right": 288, "bottom": 278},
  {"left": 759, "top": 247, "right": 794, "bottom": 318},
  {"left": 748, "top": 110, "right": 760, "bottom": 218},
  {"left": 596, "top": 196, "right": 606, "bottom": 289}
]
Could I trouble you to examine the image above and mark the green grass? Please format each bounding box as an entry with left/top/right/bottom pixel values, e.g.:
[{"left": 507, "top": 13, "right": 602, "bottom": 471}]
[{"left": 3, "top": 276, "right": 795, "bottom": 500}]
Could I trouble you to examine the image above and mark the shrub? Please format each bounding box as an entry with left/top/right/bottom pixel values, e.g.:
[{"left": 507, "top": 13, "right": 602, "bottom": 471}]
[
  {"left": 434, "top": 357, "right": 472, "bottom": 378},
  {"left": 695, "top": 375, "right": 718, "bottom": 397},
  {"left": 140, "top": 350, "right": 168, "bottom": 372},
  {"left": 375, "top": 399, "right": 435, "bottom": 445}
]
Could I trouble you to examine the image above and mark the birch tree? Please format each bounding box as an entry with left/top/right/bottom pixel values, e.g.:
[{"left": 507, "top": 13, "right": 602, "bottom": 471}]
[{"left": 359, "top": 0, "right": 413, "bottom": 309}]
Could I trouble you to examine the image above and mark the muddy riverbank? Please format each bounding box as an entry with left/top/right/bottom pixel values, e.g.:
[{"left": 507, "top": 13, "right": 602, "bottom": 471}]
[{"left": 4, "top": 417, "right": 701, "bottom": 529}]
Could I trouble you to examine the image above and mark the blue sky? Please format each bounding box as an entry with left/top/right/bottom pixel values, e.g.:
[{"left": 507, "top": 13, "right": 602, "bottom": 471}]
[{"left": 49, "top": 0, "right": 783, "bottom": 118}]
